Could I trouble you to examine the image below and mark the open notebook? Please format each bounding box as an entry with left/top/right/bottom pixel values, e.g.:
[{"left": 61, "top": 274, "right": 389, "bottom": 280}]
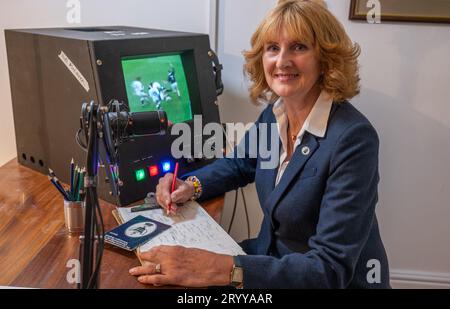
[{"left": 112, "top": 201, "right": 246, "bottom": 258}]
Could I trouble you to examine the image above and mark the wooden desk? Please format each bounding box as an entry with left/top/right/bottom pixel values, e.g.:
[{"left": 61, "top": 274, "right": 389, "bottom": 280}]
[{"left": 0, "top": 159, "right": 224, "bottom": 288}]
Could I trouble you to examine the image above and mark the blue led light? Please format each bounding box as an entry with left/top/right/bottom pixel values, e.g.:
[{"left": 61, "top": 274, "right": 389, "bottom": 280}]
[{"left": 162, "top": 161, "right": 171, "bottom": 172}]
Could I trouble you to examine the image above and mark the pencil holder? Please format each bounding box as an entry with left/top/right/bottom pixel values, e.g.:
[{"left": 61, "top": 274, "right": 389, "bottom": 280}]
[{"left": 64, "top": 200, "right": 85, "bottom": 234}]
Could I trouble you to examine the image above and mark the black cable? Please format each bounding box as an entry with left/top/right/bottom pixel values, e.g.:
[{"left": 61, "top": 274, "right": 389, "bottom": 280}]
[
  {"left": 220, "top": 122, "right": 251, "bottom": 238},
  {"left": 86, "top": 187, "right": 99, "bottom": 288},
  {"left": 77, "top": 236, "right": 83, "bottom": 289},
  {"left": 86, "top": 186, "right": 105, "bottom": 288},
  {"left": 83, "top": 103, "right": 103, "bottom": 288},
  {"left": 227, "top": 189, "right": 239, "bottom": 234},
  {"left": 88, "top": 188, "right": 104, "bottom": 288},
  {"left": 208, "top": 49, "right": 224, "bottom": 96},
  {"left": 240, "top": 187, "right": 251, "bottom": 239},
  {"left": 227, "top": 188, "right": 251, "bottom": 239},
  {"left": 91, "top": 198, "right": 102, "bottom": 288},
  {"left": 95, "top": 188, "right": 105, "bottom": 252},
  {"left": 76, "top": 101, "right": 109, "bottom": 289},
  {"left": 82, "top": 102, "right": 97, "bottom": 289},
  {"left": 75, "top": 128, "right": 87, "bottom": 151}
]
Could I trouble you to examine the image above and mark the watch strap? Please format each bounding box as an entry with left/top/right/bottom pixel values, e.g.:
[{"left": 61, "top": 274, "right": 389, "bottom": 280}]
[{"left": 230, "top": 255, "right": 244, "bottom": 288}]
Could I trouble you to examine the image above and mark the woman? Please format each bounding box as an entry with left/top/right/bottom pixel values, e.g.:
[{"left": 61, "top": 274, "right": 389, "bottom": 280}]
[{"left": 129, "top": 0, "right": 390, "bottom": 288}]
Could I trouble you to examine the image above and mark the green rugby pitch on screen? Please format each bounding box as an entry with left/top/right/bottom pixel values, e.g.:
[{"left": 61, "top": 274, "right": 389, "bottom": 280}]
[{"left": 122, "top": 53, "right": 193, "bottom": 124}]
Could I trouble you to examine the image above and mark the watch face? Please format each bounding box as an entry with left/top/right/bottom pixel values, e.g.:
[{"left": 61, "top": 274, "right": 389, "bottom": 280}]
[{"left": 232, "top": 266, "right": 244, "bottom": 283}]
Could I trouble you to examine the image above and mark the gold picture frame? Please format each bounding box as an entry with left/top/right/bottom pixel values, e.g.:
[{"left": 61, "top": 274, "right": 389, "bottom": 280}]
[{"left": 349, "top": 0, "right": 450, "bottom": 23}]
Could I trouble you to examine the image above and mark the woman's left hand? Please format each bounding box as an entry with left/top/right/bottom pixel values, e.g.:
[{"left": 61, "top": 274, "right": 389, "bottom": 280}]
[{"left": 129, "top": 245, "right": 234, "bottom": 287}]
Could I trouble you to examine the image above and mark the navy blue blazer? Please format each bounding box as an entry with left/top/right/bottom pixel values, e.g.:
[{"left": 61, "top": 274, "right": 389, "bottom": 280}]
[{"left": 187, "top": 101, "right": 390, "bottom": 288}]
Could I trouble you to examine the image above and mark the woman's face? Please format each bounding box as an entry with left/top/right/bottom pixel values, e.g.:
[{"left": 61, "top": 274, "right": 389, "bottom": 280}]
[{"left": 262, "top": 27, "right": 321, "bottom": 102}]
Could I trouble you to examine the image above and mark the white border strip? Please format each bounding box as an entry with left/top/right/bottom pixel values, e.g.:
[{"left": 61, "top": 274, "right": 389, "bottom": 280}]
[{"left": 391, "top": 269, "right": 450, "bottom": 285}]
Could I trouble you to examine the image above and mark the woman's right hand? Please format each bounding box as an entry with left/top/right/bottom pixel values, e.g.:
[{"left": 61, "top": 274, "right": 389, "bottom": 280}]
[{"left": 155, "top": 173, "right": 195, "bottom": 215}]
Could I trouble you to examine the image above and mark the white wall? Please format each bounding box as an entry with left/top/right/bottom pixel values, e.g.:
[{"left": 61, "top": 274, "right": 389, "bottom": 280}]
[
  {"left": 217, "top": 0, "right": 450, "bottom": 288},
  {"left": 328, "top": 0, "right": 450, "bottom": 288},
  {"left": 215, "top": 0, "right": 274, "bottom": 241},
  {"left": 0, "top": 0, "right": 212, "bottom": 166}
]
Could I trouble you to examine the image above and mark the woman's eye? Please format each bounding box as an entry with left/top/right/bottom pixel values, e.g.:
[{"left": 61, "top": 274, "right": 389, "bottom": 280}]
[
  {"left": 266, "top": 44, "right": 279, "bottom": 52},
  {"left": 294, "top": 44, "right": 307, "bottom": 51}
]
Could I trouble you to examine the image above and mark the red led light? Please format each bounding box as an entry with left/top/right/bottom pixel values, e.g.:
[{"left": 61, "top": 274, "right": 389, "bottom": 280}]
[{"left": 149, "top": 165, "right": 159, "bottom": 177}]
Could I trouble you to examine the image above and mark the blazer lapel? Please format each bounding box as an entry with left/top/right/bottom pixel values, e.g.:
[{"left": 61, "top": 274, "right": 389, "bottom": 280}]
[
  {"left": 256, "top": 135, "right": 282, "bottom": 208},
  {"left": 264, "top": 132, "right": 319, "bottom": 217},
  {"left": 255, "top": 110, "right": 282, "bottom": 206}
]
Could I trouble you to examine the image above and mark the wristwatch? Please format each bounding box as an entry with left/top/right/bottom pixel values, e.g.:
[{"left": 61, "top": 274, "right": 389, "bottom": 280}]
[{"left": 230, "top": 256, "right": 244, "bottom": 288}]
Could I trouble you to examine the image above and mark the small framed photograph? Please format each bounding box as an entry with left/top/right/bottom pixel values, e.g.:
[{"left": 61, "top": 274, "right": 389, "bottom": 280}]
[{"left": 349, "top": 0, "right": 450, "bottom": 23}]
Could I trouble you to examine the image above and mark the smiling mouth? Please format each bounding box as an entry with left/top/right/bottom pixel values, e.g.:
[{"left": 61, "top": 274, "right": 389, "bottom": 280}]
[{"left": 274, "top": 73, "right": 299, "bottom": 81}]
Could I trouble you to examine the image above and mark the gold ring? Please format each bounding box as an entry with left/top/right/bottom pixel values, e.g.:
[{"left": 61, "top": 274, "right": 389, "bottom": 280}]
[{"left": 155, "top": 263, "right": 161, "bottom": 274}]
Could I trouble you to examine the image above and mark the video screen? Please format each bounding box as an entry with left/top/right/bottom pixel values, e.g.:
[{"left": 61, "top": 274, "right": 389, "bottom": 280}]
[{"left": 122, "top": 53, "right": 193, "bottom": 124}]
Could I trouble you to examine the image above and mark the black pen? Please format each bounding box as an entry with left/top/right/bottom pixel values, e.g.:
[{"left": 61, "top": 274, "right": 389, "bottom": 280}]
[
  {"left": 70, "top": 159, "right": 74, "bottom": 197},
  {"left": 130, "top": 204, "right": 161, "bottom": 212}
]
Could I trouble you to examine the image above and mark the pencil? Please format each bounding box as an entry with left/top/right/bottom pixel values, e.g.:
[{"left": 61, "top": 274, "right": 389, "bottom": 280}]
[
  {"left": 79, "top": 168, "right": 85, "bottom": 201},
  {"left": 72, "top": 166, "right": 79, "bottom": 200},
  {"left": 48, "top": 176, "right": 70, "bottom": 201},
  {"left": 76, "top": 168, "right": 85, "bottom": 201},
  {"left": 48, "top": 168, "right": 56, "bottom": 178},
  {"left": 70, "top": 159, "right": 74, "bottom": 198},
  {"left": 52, "top": 175, "right": 65, "bottom": 194},
  {"left": 169, "top": 162, "right": 179, "bottom": 215}
]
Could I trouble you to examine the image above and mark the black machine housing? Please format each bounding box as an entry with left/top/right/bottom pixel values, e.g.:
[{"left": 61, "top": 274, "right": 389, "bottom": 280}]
[{"left": 5, "top": 26, "right": 222, "bottom": 205}]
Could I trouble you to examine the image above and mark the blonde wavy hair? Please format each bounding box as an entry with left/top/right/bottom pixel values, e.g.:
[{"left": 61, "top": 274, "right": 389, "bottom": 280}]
[{"left": 243, "top": 0, "right": 361, "bottom": 104}]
